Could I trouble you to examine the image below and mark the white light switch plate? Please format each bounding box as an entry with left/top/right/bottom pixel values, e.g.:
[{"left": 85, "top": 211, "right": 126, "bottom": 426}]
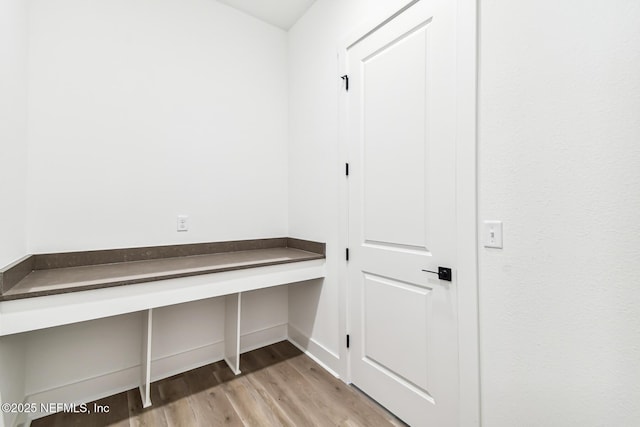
[{"left": 484, "top": 220, "right": 503, "bottom": 248}]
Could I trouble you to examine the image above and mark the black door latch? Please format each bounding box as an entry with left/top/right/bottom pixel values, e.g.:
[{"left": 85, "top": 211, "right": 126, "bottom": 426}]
[{"left": 421, "top": 267, "right": 452, "bottom": 282}]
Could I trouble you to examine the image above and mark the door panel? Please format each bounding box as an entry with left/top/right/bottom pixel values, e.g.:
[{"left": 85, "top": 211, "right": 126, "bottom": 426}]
[
  {"left": 347, "top": 1, "right": 458, "bottom": 426},
  {"left": 363, "top": 273, "right": 431, "bottom": 392},
  {"left": 362, "top": 21, "right": 430, "bottom": 251}
]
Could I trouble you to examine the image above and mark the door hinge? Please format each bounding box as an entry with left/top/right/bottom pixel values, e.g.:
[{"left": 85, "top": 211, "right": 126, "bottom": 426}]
[
  {"left": 345, "top": 248, "right": 350, "bottom": 261},
  {"left": 340, "top": 74, "right": 349, "bottom": 92},
  {"left": 345, "top": 163, "right": 349, "bottom": 176},
  {"left": 346, "top": 334, "right": 350, "bottom": 349}
]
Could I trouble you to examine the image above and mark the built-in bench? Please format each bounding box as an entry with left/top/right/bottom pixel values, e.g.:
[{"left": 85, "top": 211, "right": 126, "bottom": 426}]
[{"left": 0, "top": 238, "right": 325, "bottom": 409}]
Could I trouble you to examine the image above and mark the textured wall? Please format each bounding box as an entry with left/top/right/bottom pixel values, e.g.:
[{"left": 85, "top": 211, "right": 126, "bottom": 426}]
[
  {"left": 290, "top": 0, "right": 640, "bottom": 424},
  {"left": 287, "top": 0, "right": 409, "bottom": 372},
  {"left": 478, "top": 0, "right": 640, "bottom": 425},
  {"left": 0, "top": 0, "right": 28, "bottom": 268},
  {"left": 26, "top": 0, "right": 289, "bottom": 253},
  {"left": 19, "top": 0, "right": 290, "bottom": 411}
]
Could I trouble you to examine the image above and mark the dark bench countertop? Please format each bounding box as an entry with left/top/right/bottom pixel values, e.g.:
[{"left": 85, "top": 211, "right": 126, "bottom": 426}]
[{"left": 0, "top": 238, "right": 325, "bottom": 302}]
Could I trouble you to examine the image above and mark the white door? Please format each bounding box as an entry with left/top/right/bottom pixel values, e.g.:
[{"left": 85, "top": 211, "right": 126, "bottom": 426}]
[{"left": 346, "top": 1, "right": 458, "bottom": 426}]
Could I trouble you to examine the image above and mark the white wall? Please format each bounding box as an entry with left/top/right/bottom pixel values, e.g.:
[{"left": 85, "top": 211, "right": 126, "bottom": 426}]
[
  {"left": 0, "top": 1, "right": 29, "bottom": 419},
  {"left": 0, "top": 0, "right": 29, "bottom": 268},
  {"left": 478, "top": 0, "right": 640, "bottom": 425},
  {"left": 26, "top": 0, "right": 288, "bottom": 253},
  {"left": 8, "top": 0, "right": 639, "bottom": 424},
  {"left": 0, "top": 335, "right": 27, "bottom": 427},
  {"left": 23, "top": 287, "right": 288, "bottom": 412},
  {"left": 24, "top": 313, "right": 143, "bottom": 400},
  {"left": 290, "top": 0, "right": 640, "bottom": 425},
  {"left": 287, "top": 0, "right": 407, "bottom": 374},
  {"left": 18, "top": 0, "right": 291, "bottom": 412}
]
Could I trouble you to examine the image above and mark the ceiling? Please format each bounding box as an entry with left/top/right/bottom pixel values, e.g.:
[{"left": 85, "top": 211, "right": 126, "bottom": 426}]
[{"left": 217, "top": 0, "right": 316, "bottom": 31}]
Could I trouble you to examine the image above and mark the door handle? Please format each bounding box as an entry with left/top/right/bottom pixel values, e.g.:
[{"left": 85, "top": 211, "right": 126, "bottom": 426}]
[{"left": 422, "top": 267, "right": 452, "bottom": 282}]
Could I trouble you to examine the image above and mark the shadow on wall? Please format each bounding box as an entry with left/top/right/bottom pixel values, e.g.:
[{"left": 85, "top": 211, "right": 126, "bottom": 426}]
[{"left": 288, "top": 278, "right": 324, "bottom": 350}]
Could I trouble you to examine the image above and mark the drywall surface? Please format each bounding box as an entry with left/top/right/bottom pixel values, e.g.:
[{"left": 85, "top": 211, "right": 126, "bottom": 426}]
[
  {"left": 0, "top": 0, "right": 28, "bottom": 268},
  {"left": 478, "top": 0, "right": 640, "bottom": 425},
  {"left": 24, "top": 313, "right": 143, "bottom": 397},
  {"left": 0, "top": 335, "right": 27, "bottom": 427},
  {"left": 287, "top": 0, "right": 408, "bottom": 372},
  {"left": 26, "top": 0, "right": 288, "bottom": 253},
  {"left": 20, "top": 0, "right": 290, "bottom": 411},
  {"left": 23, "top": 287, "right": 288, "bottom": 409}
]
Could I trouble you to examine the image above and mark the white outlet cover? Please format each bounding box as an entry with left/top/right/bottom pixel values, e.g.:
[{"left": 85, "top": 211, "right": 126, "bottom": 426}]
[
  {"left": 484, "top": 220, "right": 503, "bottom": 248},
  {"left": 177, "top": 215, "right": 189, "bottom": 232}
]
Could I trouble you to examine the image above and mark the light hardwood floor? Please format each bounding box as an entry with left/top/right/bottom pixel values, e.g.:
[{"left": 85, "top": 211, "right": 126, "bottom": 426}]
[{"left": 32, "top": 340, "right": 406, "bottom": 427}]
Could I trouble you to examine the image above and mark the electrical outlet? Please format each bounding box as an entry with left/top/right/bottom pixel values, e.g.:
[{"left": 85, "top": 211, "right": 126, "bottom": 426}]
[
  {"left": 484, "top": 220, "right": 503, "bottom": 248},
  {"left": 177, "top": 215, "right": 189, "bottom": 232}
]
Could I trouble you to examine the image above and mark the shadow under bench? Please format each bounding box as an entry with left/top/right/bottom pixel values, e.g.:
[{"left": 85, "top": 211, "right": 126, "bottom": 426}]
[{"left": 0, "top": 237, "right": 325, "bottom": 411}]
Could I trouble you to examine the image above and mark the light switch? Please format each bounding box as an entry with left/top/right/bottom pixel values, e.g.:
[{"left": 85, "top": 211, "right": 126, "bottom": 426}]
[
  {"left": 484, "top": 220, "right": 503, "bottom": 248},
  {"left": 177, "top": 215, "right": 189, "bottom": 232}
]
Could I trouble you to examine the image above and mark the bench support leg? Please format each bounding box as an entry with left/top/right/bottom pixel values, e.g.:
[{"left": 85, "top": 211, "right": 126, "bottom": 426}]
[
  {"left": 139, "top": 308, "right": 153, "bottom": 408},
  {"left": 224, "top": 293, "right": 241, "bottom": 375}
]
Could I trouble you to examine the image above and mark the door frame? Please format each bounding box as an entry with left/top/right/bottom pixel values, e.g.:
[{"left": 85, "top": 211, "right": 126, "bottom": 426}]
[{"left": 336, "top": 0, "right": 480, "bottom": 425}]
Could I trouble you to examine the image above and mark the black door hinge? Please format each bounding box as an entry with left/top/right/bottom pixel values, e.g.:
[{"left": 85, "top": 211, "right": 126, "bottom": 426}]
[
  {"left": 345, "top": 248, "right": 350, "bottom": 261},
  {"left": 345, "top": 163, "right": 349, "bottom": 176},
  {"left": 341, "top": 74, "right": 349, "bottom": 91},
  {"left": 346, "top": 334, "right": 350, "bottom": 349}
]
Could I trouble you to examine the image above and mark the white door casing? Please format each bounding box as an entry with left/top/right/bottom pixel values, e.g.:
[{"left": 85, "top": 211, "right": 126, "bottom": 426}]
[{"left": 345, "top": 1, "right": 460, "bottom": 426}]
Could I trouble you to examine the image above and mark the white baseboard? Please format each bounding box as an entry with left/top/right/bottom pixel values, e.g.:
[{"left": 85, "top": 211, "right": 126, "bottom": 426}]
[
  {"left": 26, "top": 365, "right": 141, "bottom": 420},
  {"left": 150, "top": 341, "right": 224, "bottom": 382},
  {"left": 287, "top": 324, "right": 341, "bottom": 378},
  {"left": 25, "top": 324, "right": 288, "bottom": 421},
  {"left": 241, "top": 323, "right": 288, "bottom": 353}
]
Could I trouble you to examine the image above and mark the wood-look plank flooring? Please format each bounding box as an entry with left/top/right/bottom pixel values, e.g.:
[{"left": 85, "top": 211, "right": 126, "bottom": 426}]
[{"left": 32, "top": 341, "right": 406, "bottom": 427}]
